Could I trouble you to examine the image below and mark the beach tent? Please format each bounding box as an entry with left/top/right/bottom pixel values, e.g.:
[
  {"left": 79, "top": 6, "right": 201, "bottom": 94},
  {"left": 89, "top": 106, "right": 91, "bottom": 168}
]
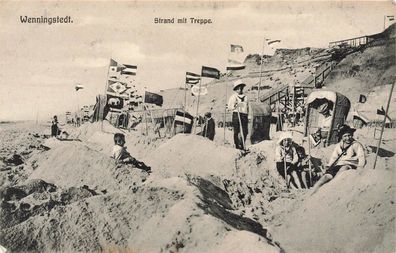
[
  {"left": 305, "top": 90, "right": 350, "bottom": 146},
  {"left": 249, "top": 102, "right": 272, "bottom": 144}
]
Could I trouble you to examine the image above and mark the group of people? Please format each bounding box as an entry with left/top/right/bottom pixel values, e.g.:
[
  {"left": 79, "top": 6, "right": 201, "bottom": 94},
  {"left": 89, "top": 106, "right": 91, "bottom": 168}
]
[
  {"left": 108, "top": 78, "right": 366, "bottom": 195},
  {"left": 275, "top": 124, "right": 366, "bottom": 192}
]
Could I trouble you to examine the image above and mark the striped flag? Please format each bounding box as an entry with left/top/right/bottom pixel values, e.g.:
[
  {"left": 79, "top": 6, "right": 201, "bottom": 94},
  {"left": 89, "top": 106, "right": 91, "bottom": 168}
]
[
  {"left": 121, "top": 64, "right": 137, "bottom": 76},
  {"left": 175, "top": 110, "right": 194, "bottom": 125},
  {"left": 186, "top": 72, "right": 201, "bottom": 85},
  {"left": 201, "top": 66, "right": 220, "bottom": 79},
  {"left": 227, "top": 44, "right": 246, "bottom": 71}
]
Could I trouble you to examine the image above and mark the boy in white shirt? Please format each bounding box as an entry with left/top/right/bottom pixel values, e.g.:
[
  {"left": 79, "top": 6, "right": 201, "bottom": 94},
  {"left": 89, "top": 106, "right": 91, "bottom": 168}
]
[{"left": 111, "top": 133, "right": 151, "bottom": 172}]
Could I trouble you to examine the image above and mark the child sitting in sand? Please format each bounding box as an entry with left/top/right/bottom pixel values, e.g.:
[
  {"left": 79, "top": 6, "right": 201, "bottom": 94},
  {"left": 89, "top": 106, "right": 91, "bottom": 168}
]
[{"left": 111, "top": 133, "right": 151, "bottom": 173}]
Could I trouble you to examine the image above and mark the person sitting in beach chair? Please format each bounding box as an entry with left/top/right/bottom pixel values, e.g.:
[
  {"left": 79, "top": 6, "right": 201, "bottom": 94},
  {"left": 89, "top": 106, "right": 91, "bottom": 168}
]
[
  {"left": 111, "top": 133, "right": 151, "bottom": 173},
  {"left": 310, "top": 100, "right": 333, "bottom": 146},
  {"left": 275, "top": 132, "right": 302, "bottom": 189},
  {"left": 294, "top": 144, "right": 310, "bottom": 189}
]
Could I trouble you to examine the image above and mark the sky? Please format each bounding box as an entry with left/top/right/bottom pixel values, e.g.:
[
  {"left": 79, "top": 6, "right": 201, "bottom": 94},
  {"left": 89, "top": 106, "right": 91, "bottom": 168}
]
[{"left": 0, "top": 1, "right": 394, "bottom": 121}]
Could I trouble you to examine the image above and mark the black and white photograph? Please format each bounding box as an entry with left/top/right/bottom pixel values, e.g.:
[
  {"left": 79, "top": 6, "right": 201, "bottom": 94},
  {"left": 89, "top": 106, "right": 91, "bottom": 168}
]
[{"left": 0, "top": 1, "right": 395, "bottom": 252}]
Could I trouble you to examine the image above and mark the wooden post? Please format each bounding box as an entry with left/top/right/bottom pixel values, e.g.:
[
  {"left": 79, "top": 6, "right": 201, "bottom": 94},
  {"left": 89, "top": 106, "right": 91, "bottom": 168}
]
[
  {"left": 257, "top": 38, "right": 266, "bottom": 101},
  {"left": 224, "top": 71, "right": 229, "bottom": 144},
  {"left": 373, "top": 82, "right": 394, "bottom": 169},
  {"left": 194, "top": 78, "right": 202, "bottom": 134}
]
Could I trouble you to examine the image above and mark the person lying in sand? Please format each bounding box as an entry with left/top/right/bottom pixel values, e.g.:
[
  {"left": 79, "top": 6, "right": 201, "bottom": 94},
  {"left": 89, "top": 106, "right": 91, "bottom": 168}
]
[
  {"left": 111, "top": 133, "right": 151, "bottom": 173},
  {"left": 311, "top": 124, "right": 366, "bottom": 195}
]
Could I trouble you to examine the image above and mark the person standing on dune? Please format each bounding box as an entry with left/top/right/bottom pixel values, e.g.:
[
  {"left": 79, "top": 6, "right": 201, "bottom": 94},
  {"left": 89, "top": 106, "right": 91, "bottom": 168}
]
[{"left": 228, "top": 80, "right": 249, "bottom": 150}]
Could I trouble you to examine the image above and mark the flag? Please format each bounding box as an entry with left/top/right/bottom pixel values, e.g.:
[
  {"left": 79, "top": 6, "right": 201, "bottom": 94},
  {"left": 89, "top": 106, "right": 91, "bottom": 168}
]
[
  {"left": 106, "top": 94, "right": 124, "bottom": 110},
  {"left": 264, "top": 39, "right": 281, "bottom": 56},
  {"left": 377, "top": 106, "right": 392, "bottom": 122},
  {"left": 174, "top": 110, "right": 194, "bottom": 133},
  {"left": 174, "top": 110, "right": 194, "bottom": 125},
  {"left": 186, "top": 72, "right": 201, "bottom": 85},
  {"left": 377, "top": 106, "right": 386, "bottom": 115},
  {"left": 107, "top": 80, "right": 129, "bottom": 95},
  {"left": 75, "top": 84, "right": 84, "bottom": 91},
  {"left": 387, "top": 15, "right": 395, "bottom": 21},
  {"left": 268, "top": 39, "right": 281, "bottom": 45},
  {"left": 108, "top": 59, "right": 122, "bottom": 79},
  {"left": 144, "top": 91, "right": 163, "bottom": 106},
  {"left": 191, "top": 85, "right": 208, "bottom": 96},
  {"left": 201, "top": 66, "right": 220, "bottom": 79},
  {"left": 231, "top": 44, "right": 243, "bottom": 53},
  {"left": 121, "top": 64, "right": 137, "bottom": 76},
  {"left": 227, "top": 44, "right": 246, "bottom": 71},
  {"left": 359, "top": 94, "right": 367, "bottom": 103}
]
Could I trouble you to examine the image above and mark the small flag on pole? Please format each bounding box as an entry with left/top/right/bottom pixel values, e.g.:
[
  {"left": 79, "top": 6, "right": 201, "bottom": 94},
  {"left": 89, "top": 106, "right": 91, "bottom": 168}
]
[
  {"left": 121, "top": 64, "right": 137, "bottom": 76},
  {"left": 191, "top": 85, "right": 208, "bottom": 96},
  {"left": 186, "top": 72, "right": 201, "bottom": 85},
  {"left": 268, "top": 39, "right": 281, "bottom": 45},
  {"left": 75, "top": 84, "right": 84, "bottom": 91},
  {"left": 265, "top": 39, "right": 281, "bottom": 56},
  {"left": 201, "top": 66, "right": 220, "bottom": 79},
  {"left": 227, "top": 44, "right": 246, "bottom": 71},
  {"left": 387, "top": 15, "right": 395, "bottom": 21}
]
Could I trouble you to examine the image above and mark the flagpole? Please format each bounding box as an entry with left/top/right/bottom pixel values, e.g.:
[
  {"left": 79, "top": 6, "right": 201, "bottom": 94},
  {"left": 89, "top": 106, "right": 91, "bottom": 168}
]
[
  {"left": 384, "top": 15, "right": 386, "bottom": 30},
  {"left": 224, "top": 46, "right": 233, "bottom": 144},
  {"left": 184, "top": 81, "right": 187, "bottom": 132},
  {"left": 373, "top": 82, "right": 394, "bottom": 170},
  {"left": 257, "top": 38, "right": 265, "bottom": 101},
  {"left": 224, "top": 71, "right": 229, "bottom": 144},
  {"left": 75, "top": 89, "right": 80, "bottom": 125},
  {"left": 194, "top": 78, "right": 202, "bottom": 134},
  {"left": 102, "top": 59, "right": 112, "bottom": 132}
]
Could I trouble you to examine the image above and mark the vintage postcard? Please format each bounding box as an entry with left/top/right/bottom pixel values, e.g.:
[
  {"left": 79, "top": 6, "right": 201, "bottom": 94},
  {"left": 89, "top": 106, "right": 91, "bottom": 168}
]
[{"left": 0, "top": 1, "right": 395, "bottom": 253}]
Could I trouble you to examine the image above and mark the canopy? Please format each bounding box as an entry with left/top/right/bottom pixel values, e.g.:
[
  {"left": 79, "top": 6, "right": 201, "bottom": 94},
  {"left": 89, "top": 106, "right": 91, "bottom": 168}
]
[{"left": 306, "top": 90, "right": 337, "bottom": 104}]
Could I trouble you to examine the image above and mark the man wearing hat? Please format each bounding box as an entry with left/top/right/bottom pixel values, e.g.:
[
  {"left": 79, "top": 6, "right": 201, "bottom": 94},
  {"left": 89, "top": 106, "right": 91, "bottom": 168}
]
[
  {"left": 228, "top": 79, "right": 249, "bottom": 150},
  {"left": 202, "top": 112, "right": 215, "bottom": 141},
  {"left": 311, "top": 124, "right": 366, "bottom": 194}
]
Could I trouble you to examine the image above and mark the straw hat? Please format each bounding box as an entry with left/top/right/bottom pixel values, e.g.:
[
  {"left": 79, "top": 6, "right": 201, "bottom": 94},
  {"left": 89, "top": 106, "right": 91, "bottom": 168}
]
[
  {"left": 277, "top": 131, "right": 293, "bottom": 145},
  {"left": 233, "top": 80, "right": 246, "bottom": 91}
]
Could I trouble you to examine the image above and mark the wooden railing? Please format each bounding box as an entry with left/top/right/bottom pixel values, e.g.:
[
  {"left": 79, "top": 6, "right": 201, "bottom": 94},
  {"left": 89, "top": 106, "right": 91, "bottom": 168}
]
[{"left": 329, "top": 35, "right": 372, "bottom": 48}]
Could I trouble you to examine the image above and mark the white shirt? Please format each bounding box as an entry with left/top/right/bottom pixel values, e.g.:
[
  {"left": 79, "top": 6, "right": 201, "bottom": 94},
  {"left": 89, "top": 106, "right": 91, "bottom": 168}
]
[
  {"left": 111, "top": 145, "right": 125, "bottom": 161},
  {"left": 327, "top": 141, "right": 366, "bottom": 167},
  {"left": 228, "top": 93, "right": 249, "bottom": 114}
]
